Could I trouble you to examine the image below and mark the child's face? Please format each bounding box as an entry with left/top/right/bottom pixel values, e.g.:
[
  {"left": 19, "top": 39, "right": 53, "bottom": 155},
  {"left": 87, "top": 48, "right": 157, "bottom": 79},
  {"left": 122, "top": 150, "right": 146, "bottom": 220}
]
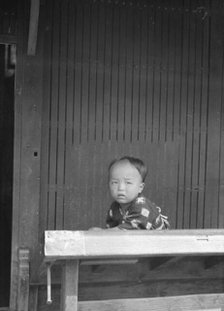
[{"left": 109, "top": 160, "right": 144, "bottom": 205}]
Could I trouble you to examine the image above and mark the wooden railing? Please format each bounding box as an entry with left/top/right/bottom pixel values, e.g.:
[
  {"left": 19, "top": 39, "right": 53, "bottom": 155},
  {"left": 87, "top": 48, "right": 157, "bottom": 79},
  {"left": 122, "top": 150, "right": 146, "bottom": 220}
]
[{"left": 43, "top": 229, "right": 224, "bottom": 311}]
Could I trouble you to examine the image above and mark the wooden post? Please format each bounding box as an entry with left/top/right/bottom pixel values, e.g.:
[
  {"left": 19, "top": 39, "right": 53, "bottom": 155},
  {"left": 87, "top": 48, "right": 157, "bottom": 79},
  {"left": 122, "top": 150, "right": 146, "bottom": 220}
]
[
  {"left": 17, "top": 248, "right": 30, "bottom": 311},
  {"left": 27, "top": 0, "right": 40, "bottom": 55},
  {"left": 61, "top": 260, "right": 79, "bottom": 311}
]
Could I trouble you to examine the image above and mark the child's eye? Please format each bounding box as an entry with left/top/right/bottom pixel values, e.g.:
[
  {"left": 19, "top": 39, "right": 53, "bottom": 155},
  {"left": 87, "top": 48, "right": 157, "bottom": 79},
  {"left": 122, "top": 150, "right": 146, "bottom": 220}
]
[
  {"left": 126, "top": 181, "right": 132, "bottom": 185},
  {"left": 111, "top": 181, "right": 118, "bottom": 185}
]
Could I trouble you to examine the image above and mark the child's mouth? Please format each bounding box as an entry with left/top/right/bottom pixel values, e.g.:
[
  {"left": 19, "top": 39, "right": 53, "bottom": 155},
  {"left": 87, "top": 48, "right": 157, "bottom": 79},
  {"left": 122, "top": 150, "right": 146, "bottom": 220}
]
[{"left": 117, "top": 194, "right": 126, "bottom": 199}]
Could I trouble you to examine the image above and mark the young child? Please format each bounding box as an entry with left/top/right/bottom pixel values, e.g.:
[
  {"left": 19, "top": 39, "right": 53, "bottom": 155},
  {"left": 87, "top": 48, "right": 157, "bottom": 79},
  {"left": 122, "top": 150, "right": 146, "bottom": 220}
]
[{"left": 106, "top": 156, "right": 170, "bottom": 230}]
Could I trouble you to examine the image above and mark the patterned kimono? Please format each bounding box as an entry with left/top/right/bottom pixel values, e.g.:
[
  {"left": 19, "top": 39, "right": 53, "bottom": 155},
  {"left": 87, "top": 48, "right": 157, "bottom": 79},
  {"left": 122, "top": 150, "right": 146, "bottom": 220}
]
[{"left": 106, "top": 195, "right": 170, "bottom": 230}]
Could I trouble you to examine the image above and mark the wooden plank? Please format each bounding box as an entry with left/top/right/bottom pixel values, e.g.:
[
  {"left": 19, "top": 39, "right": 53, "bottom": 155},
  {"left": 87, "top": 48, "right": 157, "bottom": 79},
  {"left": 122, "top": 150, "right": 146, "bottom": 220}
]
[
  {"left": 87, "top": 1, "right": 98, "bottom": 142},
  {"left": 158, "top": 5, "right": 169, "bottom": 143},
  {"left": 80, "top": 259, "right": 138, "bottom": 265},
  {"left": 144, "top": 4, "right": 154, "bottom": 142},
  {"left": 38, "top": 254, "right": 224, "bottom": 285},
  {"left": 28, "top": 285, "right": 38, "bottom": 311},
  {"left": 61, "top": 260, "right": 79, "bottom": 311},
  {"left": 78, "top": 293, "right": 224, "bottom": 311},
  {"left": 151, "top": 5, "right": 161, "bottom": 143},
  {"left": 39, "top": 0, "right": 53, "bottom": 235},
  {"left": 204, "top": 10, "right": 223, "bottom": 228},
  {"left": 189, "top": 12, "right": 201, "bottom": 229},
  {"left": 183, "top": 7, "right": 200, "bottom": 229},
  {"left": 165, "top": 5, "right": 175, "bottom": 143},
  {"left": 36, "top": 273, "right": 224, "bottom": 304},
  {"left": 47, "top": 0, "right": 60, "bottom": 229},
  {"left": 95, "top": 3, "right": 105, "bottom": 143},
  {"left": 72, "top": 1, "right": 82, "bottom": 144},
  {"left": 116, "top": 4, "right": 125, "bottom": 143},
  {"left": 130, "top": 5, "right": 140, "bottom": 143},
  {"left": 55, "top": 0, "right": 69, "bottom": 229},
  {"left": 196, "top": 4, "right": 210, "bottom": 228},
  {"left": 123, "top": 5, "right": 133, "bottom": 142},
  {"left": 63, "top": 0, "right": 76, "bottom": 229},
  {"left": 15, "top": 0, "right": 43, "bottom": 284},
  {"left": 80, "top": 2, "right": 91, "bottom": 143},
  {"left": 176, "top": 4, "right": 190, "bottom": 229},
  {"left": 101, "top": 3, "right": 112, "bottom": 142},
  {"left": 44, "top": 230, "right": 224, "bottom": 260},
  {"left": 137, "top": 6, "right": 147, "bottom": 142},
  {"left": 0, "top": 34, "right": 17, "bottom": 44},
  {"left": 17, "top": 249, "right": 30, "bottom": 311},
  {"left": 109, "top": 3, "right": 119, "bottom": 142},
  {"left": 219, "top": 50, "right": 224, "bottom": 229},
  {"left": 27, "top": 0, "right": 40, "bottom": 55}
]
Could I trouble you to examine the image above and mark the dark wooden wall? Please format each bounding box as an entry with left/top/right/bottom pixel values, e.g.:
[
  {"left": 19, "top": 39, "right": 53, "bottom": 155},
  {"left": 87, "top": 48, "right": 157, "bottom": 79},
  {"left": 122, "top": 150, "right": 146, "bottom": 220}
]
[
  {"left": 39, "top": 0, "right": 224, "bottom": 234},
  {"left": 1, "top": 0, "right": 223, "bottom": 309}
]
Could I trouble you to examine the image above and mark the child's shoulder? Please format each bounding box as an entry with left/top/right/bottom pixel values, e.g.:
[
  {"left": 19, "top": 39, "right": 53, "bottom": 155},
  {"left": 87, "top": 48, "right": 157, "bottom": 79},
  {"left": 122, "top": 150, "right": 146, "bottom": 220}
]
[
  {"left": 134, "top": 196, "right": 160, "bottom": 212},
  {"left": 135, "top": 195, "right": 154, "bottom": 206}
]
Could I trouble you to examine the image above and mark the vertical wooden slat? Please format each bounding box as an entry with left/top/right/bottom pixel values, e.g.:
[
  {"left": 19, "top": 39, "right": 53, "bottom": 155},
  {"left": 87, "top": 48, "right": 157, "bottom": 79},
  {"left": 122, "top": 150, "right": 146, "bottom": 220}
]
[
  {"left": 202, "top": 0, "right": 212, "bottom": 228},
  {"left": 88, "top": 1, "right": 96, "bottom": 142},
  {"left": 218, "top": 35, "right": 224, "bottom": 228},
  {"left": 190, "top": 10, "right": 204, "bottom": 228},
  {"left": 80, "top": 2, "right": 91, "bottom": 144},
  {"left": 145, "top": 3, "right": 154, "bottom": 143},
  {"left": 102, "top": 2, "right": 111, "bottom": 142},
  {"left": 63, "top": 0, "right": 75, "bottom": 229},
  {"left": 117, "top": 4, "right": 125, "bottom": 142},
  {"left": 110, "top": 3, "right": 119, "bottom": 142},
  {"left": 196, "top": 8, "right": 209, "bottom": 228},
  {"left": 55, "top": 1, "right": 69, "bottom": 229},
  {"left": 183, "top": 6, "right": 195, "bottom": 228},
  {"left": 175, "top": 2, "right": 185, "bottom": 228},
  {"left": 152, "top": 5, "right": 160, "bottom": 143},
  {"left": 73, "top": 2, "right": 83, "bottom": 145},
  {"left": 138, "top": 6, "right": 147, "bottom": 142},
  {"left": 204, "top": 1, "right": 222, "bottom": 228},
  {"left": 47, "top": 0, "right": 60, "bottom": 229},
  {"left": 95, "top": 3, "right": 104, "bottom": 142},
  {"left": 131, "top": 5, "right": 140, "bottom": 143},
  {"left": 124, "top": 4, "right": 132, "bottom": 142},
  {"left": 158, "top": 5, "right": 167, "bottom": 143},
  {"left": 182, "top": 3, "right": 196, "bottom": 228},
  {"left": 39, "top": 0, "right": 53, "bottom": 234},
  {"left": 165, "top": 4, "right": 175, "bottom": 143},
  {"left": 39, "top": 0, "right": 224, "bottom": 231}
]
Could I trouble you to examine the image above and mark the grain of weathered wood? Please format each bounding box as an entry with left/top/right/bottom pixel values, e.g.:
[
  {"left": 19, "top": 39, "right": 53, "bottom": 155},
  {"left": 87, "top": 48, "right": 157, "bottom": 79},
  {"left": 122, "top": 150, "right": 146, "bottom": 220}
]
[
  {"left": 27, "top": 0, "right": 40, "bottom": 55},
  {"left": 61, "top": 260, "right": 79, "bottom": 311},
  {"left": 44, "top": 230, "right": 224, "bottom": 260},
  {"left": 42, "top": 229, "right": 224, "bottom": 311},
  {"left": 47, "top": 0, "right": 60, "bottom": 230},
  {"left": 78, "top": 294, "right": 224, "bottom": 311},
  {"left": 17, "top": 249, "right": 30, "bottom": 311}
]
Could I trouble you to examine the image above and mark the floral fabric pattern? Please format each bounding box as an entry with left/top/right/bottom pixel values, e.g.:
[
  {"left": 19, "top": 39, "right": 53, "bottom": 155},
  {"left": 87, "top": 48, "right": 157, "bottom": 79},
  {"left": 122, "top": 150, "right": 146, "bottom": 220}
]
[{"left": 106, "top": 195, "right": 170, "bottom": 230}]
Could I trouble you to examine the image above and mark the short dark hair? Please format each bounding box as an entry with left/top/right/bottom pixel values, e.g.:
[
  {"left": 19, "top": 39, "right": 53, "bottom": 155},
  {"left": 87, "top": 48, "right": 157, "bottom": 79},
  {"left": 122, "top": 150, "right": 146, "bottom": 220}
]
[{"left": 108, "top": 156, "right": 148, "bottom": 182}]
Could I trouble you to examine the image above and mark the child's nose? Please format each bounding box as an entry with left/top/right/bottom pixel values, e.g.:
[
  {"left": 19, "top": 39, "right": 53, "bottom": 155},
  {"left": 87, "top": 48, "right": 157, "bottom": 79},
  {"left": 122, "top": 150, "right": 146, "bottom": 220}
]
[{"left": 118, "top": 181, "right": 125, "bottom": 190}]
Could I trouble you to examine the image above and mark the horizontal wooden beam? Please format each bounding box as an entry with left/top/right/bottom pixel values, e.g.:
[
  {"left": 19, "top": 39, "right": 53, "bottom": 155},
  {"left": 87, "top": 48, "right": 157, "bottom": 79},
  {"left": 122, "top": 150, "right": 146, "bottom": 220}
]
[
  {"left": 0, "top": 34, "right": 17, "bottom": 44},
  {"left": 78, "top": 293, "right": 224, "bottom": 311},
  {"left": 44, "top": 229, "right": 224, "bottom": 261}
]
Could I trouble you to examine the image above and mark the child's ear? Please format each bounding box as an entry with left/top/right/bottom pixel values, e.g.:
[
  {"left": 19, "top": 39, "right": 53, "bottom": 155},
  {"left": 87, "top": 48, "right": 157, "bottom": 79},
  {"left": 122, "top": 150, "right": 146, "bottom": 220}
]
[{"left": 139, "top": 182, "right": 145, "bottom": 193}]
